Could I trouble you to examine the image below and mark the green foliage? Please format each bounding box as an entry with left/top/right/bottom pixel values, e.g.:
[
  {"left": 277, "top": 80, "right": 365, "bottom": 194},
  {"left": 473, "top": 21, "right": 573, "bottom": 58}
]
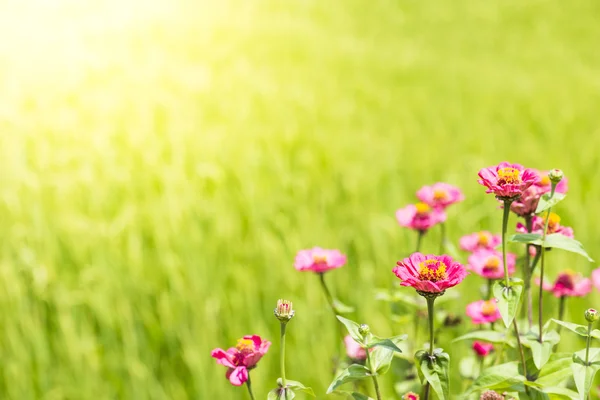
[
  {"left": 415, "top": 349, "right": 450, "bottom": 400},
  {"left": 493, "top": 278, "right": 524, "bottom": 327},
  {"left": 543, "top": 234, "right": 594, "bottom": 262},
  {"left": 453, "top": 330, "right": 516, "bottom": 347},
  {"left": 536, "top": 192, "right": 567, "bottom": 213},
  {"left": 467, "top": 362, "right": 525, "bottom": 394},
  {"left": 326, "top": 365, "right": 371, "bottom": 394},
  {"left": 520, "top": 331, "right": 561, "bottom": 370}
]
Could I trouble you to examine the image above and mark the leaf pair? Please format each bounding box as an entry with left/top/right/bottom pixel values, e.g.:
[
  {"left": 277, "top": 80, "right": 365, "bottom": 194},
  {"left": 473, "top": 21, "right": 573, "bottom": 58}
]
[
  {"left": 414, "top": 349, "right": 450, "bottom": 400},
  {"left": 268, "top": 379, "right": 315, "bottom": 400},
  {"left": 492, "top": 278, "right": 524, "bottom": 327}
]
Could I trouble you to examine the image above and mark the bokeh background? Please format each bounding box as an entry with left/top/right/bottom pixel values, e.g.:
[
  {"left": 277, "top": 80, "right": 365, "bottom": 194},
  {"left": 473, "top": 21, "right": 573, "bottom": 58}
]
[{"left": 1, "top": 0, "right": 600, "bottom": 398}]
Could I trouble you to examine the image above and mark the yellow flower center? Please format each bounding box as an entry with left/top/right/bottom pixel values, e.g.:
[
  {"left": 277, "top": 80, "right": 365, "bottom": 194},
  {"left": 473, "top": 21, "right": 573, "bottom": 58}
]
[
  {"left": 433, "top": 189, "right": 448, "bottom": 201},
  {"left": 418, "top": 259, "right": 448, "bottom": 282},
  {"left": 477, "top": 232, "right": 489, "bottom": 246},
  {"left": 312, "top": 254, "right": 328, "bottom": 264},
  {"left": 415, "top": 202, "right": 430, "bottom": 214},
  {"left": 543, "top": 212, "right": 561, "bottom": 231},
  {"left": 484, "top": 256, "right": 500, "bottom": 272},
  {"left": 481, "top": 300, "right": 497, "bottom": 316},
  {"left": 236, "top": 339, "right": 255, "bottom": 353},
  {"left": 540, "top": 174, "right": 551, "bottom": 186},
  {"left": 497, "top": 167, "right": 521, "bottom": 185}
]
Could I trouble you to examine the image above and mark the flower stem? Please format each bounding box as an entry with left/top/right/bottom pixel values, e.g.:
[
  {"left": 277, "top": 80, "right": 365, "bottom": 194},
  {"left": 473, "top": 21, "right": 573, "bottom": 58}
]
[
  {"left": 557, "top": 296, "right": 566, "bottom": 331},
  {"left": 512, "top": 318, "right": 528, "bottom": 381},
  {"left": 501, "top": 200, "right": 512, "bottom": 288},
  {"left": 524, "top": 215, "right": 533, "bottom": 330},
  {"left": 539, "top": 183, "right": 558, "bottom": 342},
  {"left": 280, "top": 322, "right": 287, "bottom": 387},
  {"left": 366, "top": 350, "right": 382, "bottom": 400},
  {"left": 416, "top": 230, "right": 425, "bottom": 253},
  {"left": 318, "top": 273, "right": 342, "bottom": 370},
  {"left": 439, "top": 223, "right": 446, "bottom": 254},
  {"left": 586, "top": 321, "right": 592, "bottom": 365},
  {"left": 423, "top": 296, "right": 436, "bottom": 400},
  {"left": 246, "top": 373, "right": 256, "bottom": 400}
]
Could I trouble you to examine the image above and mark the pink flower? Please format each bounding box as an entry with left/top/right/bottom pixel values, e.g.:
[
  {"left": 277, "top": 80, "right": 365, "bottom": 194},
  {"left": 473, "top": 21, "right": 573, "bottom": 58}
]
[
  {"left": 344, "top": 335, "right": 367, "bottom": 360},
  {"left": 459, "top": 231, "right": 501, "bottom": 252},
  {"left": 592, "top": 268, "right": 600, "bottom": 292},
  {"left": 510, "top": 170, "right": 568, "bottom": 217},
  {"left": 515, "top": 213, "right": 574, "bottom": 238},
  {"left": 211, "top": 335, "right": 271, "bottom": 386},
  {"left": 473, "top": 341, "right": 494, "bottom": 357},
  {"left": 477, "top": 162, "right": 538, "bottom": 200},
  {"left": 396, "top": 203, "right": 446, "bottom": 232},
  {"left": 535, "top": 169, "right": 568, "bottom": 194},
  {"left": 416, "top": 183, "right": 464, "bottom": 209},
  {"left": 294, "top": 247, "right": 346, "bottom": 273},
  {"left": 393, "top": 253, "right": 468, "bottom": 294},
  {"left": 466, "top": 299, "right": 501, "bottom": 324},
  {"left": 467, "top": 249, "right": 516, "bottom": 280},
  {"left": 402, "top": 393, "right": 420, "bottom": 400},
  {"left": 537, "top": 270, "right": 592, "bottom": 298}
]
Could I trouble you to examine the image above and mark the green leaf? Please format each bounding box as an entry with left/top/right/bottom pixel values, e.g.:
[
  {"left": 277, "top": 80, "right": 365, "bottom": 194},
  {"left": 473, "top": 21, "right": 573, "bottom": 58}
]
[
  {"left": 336, "top": 316, "right": 364, "bottom": 344},
  {"left": 416, "top": 349, "right": 450, "bottom": 400},
  {"left": 468, "top": 362, "right": 525, "bottom": 393},
  {"left": 278, "top": 379, "right": 315, "bottom": 397},
  {"left": 268, "top": 389, "right": 279, "bottom": 400},
  {"left": 543, "top": 234, "right": 594, "bottom": 262},
  {"left": 452, "top": 330, "right": 515, "bottom": 347},
  {"left": 492, "top": 278, "right": 524, "bottom": 328},
  {"left": 333, "top": 299, "right": 355, "bottom": 314},
  {"left": 540, "top": 386, "right": 579, "bottom": 400},
  {"left": 536, "top": 192, "right": 567, "bottom": 214},
  {"left": 326, "top": 364, "right": 370, "bottom": 393},
  {"left": 571, "top": 356, "right": 600, "bottom": 400},
  {"left": 369, "top": 346, "right": 394, "bottom": 375},
  {"left": 366, "top": 337, "right": 404, "bottom": 353},
  {"left": 268, "top": 387, "right": 295, "bottom": 400},
  {"left": 330, "top": 391, "right": 374, "bottom": 400},
  {"left": 535, "top": 356, "right": 574, "bottom": 386},
  {"left": 550, "top": 319, "right": 592, "bottom": 337},
  {"left": 509, "top": 233, "right": 544, "bottom": 245},
  {"left": 521, "top": 331, "right": 560, "bottom": 370}
]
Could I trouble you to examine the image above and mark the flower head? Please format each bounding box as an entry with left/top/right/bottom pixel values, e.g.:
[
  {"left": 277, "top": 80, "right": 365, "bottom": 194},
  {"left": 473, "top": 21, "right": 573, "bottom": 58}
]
[
  {"left": 473, "top": 341, "right": 494, "bottom": 357},
  {"left": 459, "top": 231, "right": 501, "bottom": 252},
  {"left": 343, "top": 335, "right": 367, "bottom": 360},
  {"left": 393, "top": 253, "right": 468, "bottom": 296},
  {"left": 480, "top": 390, "right": 504, "bottom": 400},
  {"left": 466, "top": 299, "right": 501, "bottom": 324},
  {"left": 396, "top": 203, "right": 446, "bottom": 232},
  {"left": 211, "top": 335, "right": 271, "bottom": 386},
  {"left": 516, "top": 213, "right": 573, "bottom": 238},
  {"left": 467, "top": 249, "right": 516, "bottom": 280},
  {"left": 402, "top": 393, "right": 420, "bottom": 400},
  {"left": 537, "top": 270, "right": 591, "bottom": 298},
  {"left": 586, "top": 308, "right": 599, "bottom": 323},
  {"left": 416, "top": 183, "right": 464, "bottom": 209},
  {"left": 477, "top": 162, "right": 538, "bottom": 201},
  {"left": 294, "top": 247, "right": 346, "bottom": 273},
  {"left": 274, "top": 299, "right": 294, "bottom": 323},
  {"left": 510, "top": 169, "right": 568, "bottom": 217}
]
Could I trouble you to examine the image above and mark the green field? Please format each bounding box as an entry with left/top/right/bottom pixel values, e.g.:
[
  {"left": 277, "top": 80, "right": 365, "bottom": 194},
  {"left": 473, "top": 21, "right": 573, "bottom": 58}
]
[{"left": 1, "top": 0, "right": 600, "bottom": 398}]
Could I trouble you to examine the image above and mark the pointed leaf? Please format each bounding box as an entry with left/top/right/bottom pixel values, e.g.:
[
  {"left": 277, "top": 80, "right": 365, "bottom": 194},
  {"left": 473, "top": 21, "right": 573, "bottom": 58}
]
[
  {"left": 535, "top": 356, "right": 574, "bottom": 386},
  {"left": 416, "top": 350, "right": 450, "bottom": 400},
  {"left": 543, "top": 234, "right": 593, "bottom": 262},
  {"left": 540, "top": 386, "right": 579, "bottom": 400},
  {"left": 336, "top": 316, "right": 364, "bottom": 344},
  {"left": 536, "top": 192, "right": 567, "bottom": 213},
  {"left": 326, "top": 364, "right": 370, "bottom": 393},
  {"left": 268, "top": 389, "right": 280, "bottom": 400},
  {"left": 282, "top": 379, "right": 315, "bottom": 397},
  {"left": 369, "top": 346, "right": 394, "bottom": 375},
  {"left": 492, "top": 278, "right": 524, "bottom": 328},
  {"left": 366, "top": 337, "right": 404, "bottom": 353},
  {"left": 268, "top": 387, "right": 295, "bottom": 400},
  {"left": 550, "top": 319, "right": 590, "bottom": 337},
  {"left": 453, "top": 330, "right": 515, "bottom": 347},
  {"left": 468, "top": 361, "right": 525, "bottom": 393},
  {"left": 521, "top": 331, "right": 560, "bottom": 369},
  {"left": 333, "top": 298, "right": 355, "bottom": 314},
  {"left": 509, "top": 233, "right": 544, "bottom": 245},
  {"left": 571, "top": 358, "right": 599, "bottom": 400}
]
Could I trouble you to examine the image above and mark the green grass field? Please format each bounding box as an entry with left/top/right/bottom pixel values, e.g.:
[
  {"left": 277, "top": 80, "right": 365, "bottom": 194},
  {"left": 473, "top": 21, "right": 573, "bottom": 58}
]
[{"left": 1, "top": 0, "right": 600, "bottom": 398}]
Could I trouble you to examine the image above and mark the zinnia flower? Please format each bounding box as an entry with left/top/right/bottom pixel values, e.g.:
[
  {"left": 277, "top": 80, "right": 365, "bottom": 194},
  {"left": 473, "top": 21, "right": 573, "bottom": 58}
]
[
  {"left": 396, "top": 203, "right": 446, "bottom": 232},
  {"left": 516, "top": 213, "right": 574, "bottom": 238},
  {"left": 211, "top": 335, "right": 271, "bottom": 386},
  {"left": 393, "top": 253, "right": 468, "bottom": 295},
  {"left": 536, "top": 169, "right": 568, "bottom": 194},
  {"left": 466, "top": 299, "right": 501, "bottom": 324},
  {"left": 343, "top": 335, "right": 367, "bottom": 360},
  {"left": 467, "top": 249, "right": 516, "bottom": 280},
  {"left": 416, "top": 183, "right": 464, "bottom": 209},
  {"left": 592, "top": 267, "right": 600, "bottom": 292},
  {"left": 477, "top": 162, "right": 538, "bottom": 200},
  {"left": 473, "top": 341, "right": 494, "bottom": 357},
  {"left": 294, "top": 247, "right": 346, "bottom": 273},
  {"left": 537, "top": 269, "right": 592, "bottom": 298},
  {"left": 510, "top": 170, "right": 568, "bottom": 217},
  {"left": 402, "top": 393, "right": 420, "bottom": 400},
  {"left": 480, "top": 390, "right": 504, "bottom": 400},
  {"left": 459, "top": 231, "right": 501, "bottom": 252}
]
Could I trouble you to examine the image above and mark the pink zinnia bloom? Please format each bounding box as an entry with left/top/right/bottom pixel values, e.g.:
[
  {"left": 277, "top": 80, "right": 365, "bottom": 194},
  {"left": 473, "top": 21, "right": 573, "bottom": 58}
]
[
  {"left": 393, "top": 253, "right": 468, "bottom": 294},
  {"left": 402, "top": 393, "right": 420, "bottom": 400},
  {"left": 465, "top": 299, "right": 501, "bottom": 324},
  {"left": 477, "top": 162, "right": 538, "bottom": 200},
  {"left": 510, "top": 170, "right": 568, "bottom": 217},
  {"left": 344, "top": 335, "right": 367, "bottom": 360},
  {"left": 416, "top": 183, "right": 464, "bottom": 210},
  {"left": 473, "top": 341, "right": 494, "bottom": 357},
  {"left": 515, "top": 213, "right": 574, "bottom": 238},
  {"left": 467, "top": 249, "right": 516, "bottom": 280},
  {"left": 294, "top": 247, "right": 346, "bottom": 273},
  {"left": 535, "top": 169, "right": 568, "bottom": 194},
  {"left": 211, "top": 335, "right": 271, "bottom": 386},
  {"left": 537, "top": 270, "right": 592, "bottom": 298},
  {"left": 396, "top": 203, "right": 446, "bottom": 232},
  {"left": 592, "top": 268, "right": 600, "bottom": 292},
  {"left": 459, "top": 231, "right": 501, "bottom": 252}
]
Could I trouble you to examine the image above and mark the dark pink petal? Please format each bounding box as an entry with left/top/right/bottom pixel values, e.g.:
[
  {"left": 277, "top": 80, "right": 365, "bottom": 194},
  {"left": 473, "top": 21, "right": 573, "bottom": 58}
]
[
  {"left": 211, "top": 348, "right": 236, "bottom": 368},
  {"left": 227, "top": 366, "right": 248, "bottom": 386}
]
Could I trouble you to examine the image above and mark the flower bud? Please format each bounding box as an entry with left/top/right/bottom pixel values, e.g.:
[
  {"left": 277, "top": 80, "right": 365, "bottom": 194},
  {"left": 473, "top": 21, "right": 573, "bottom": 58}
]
[
  {"left": 358, "top": 324, "right": 370, "bottom": 336},
  {"left": 402, "top": 392, "right": 419, "bottom": 400},
  {"left": 585, "top": 308, "right": 599, "bottom": 323},
  {"left": 480, "top": 391, "right": 503, "bottom": 400},
  {"left": 548, "top": 169, "right": 564, "bottom": 184},
  {"left": 274, "top": 299, "right": 295, "bottom": 322}
]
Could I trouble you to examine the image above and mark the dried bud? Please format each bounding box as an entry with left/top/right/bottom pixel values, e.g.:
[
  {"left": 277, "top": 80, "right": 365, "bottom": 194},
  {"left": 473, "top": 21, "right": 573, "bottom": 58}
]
[
  {"left": 402, "top": 392, "right": 419, "bottom": 400},
  {"left": 274, "top": 299, "right": 294, "bottom": 322},
  {"left": 585, "top": 308, "right": 599, "bottom": 323},
  {"left": 358, "top": 324, "right": 370, "bottom": 336},
  {"left": 548, "top": 169, "right": 563, "bottom": 184},
  {"left": 480, "top": 390, "right": 503, "bottom": 400}
]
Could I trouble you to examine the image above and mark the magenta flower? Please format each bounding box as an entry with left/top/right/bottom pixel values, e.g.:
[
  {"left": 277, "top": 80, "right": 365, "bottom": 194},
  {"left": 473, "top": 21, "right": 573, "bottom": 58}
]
[
  {"left": 473, "top": 341, "right": 494, "bottom": 357},
  {"left": 516, "top": 213, "right": 574, "bottom": 238},
  {"left": 416, "top": 183, "right": 464, "bottom": 209},
  {"left": 211, "top": 335, "right": 271, "bottom": 386},
  {"left": 592, "top": 268, "right": 600, "bottom": 292},
  {"left": 467, "top": 249, "right": 516, "bottom": 280},
  {"left": 393, "top": 253, "right": 468, "bottom": 294},
  {"left": 294, "top": 247, "right": 346, "bottom": 273},
  {"left": 537, "top": 270, "right": 592, "bottom": 298},
  {"left": 477, "top": 162, "right": 538, "bottom": 200},
  {"left": 402, "top": 393, "right": 420, "bottom": 400},
  {"left": 344, "top": 335, "right": 367, "bottom": 360},
  {"left": 465, "top": 299, "right": 501, "bottom": 324},
  {"left": 396, "top": 203, "right": 446, "bottom": 232},
  {"left": 459, "top": 231, "right": 501, "bottom": 252}
]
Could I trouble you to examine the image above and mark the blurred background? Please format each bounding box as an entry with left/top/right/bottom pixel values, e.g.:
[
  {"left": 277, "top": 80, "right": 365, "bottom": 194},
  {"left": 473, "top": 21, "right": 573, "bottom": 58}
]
[{"left": 1, "top": 0, "right": 600, "bottom": 398}]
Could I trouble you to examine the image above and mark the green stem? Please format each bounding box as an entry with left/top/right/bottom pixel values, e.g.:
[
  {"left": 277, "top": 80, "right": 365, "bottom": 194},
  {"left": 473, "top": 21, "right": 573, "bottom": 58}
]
[
  {"left": 512, "top": 318, "right": 528, "bottom": 382},
  {"left": 557, "top": 296, "right": 566, "bottom": 332},
  {"left": 246, "top": 373, "right": 256, "bottom": 400},
  {"left": 280, "top": 323, "right": 287, "bottom": 387},
  {"left": 586, "top": 322, "right": 592, "bottom": 365},
  {"left": 366, "top": 351, "right": 382, "bottom": 400},
  {"left": 501, "top": 200, "right": 512, "bottom": 288},
  {"left": 439, "top": 223, "right": 446, "bottom": 254},
  {"left": 524, "top": 215, "right": 533, "bottom": 330},
  {"left": 319, "top": 273, "right": 337, "bottom": 317},
  {"left": 423, "top": 297, "right": 436, "bottom": 400},
  {"left": 416, "top": 230, "right": 425, "bottom": 253},
  {"left": 539, "top": 183, "right": 558, "bottom": 342}
]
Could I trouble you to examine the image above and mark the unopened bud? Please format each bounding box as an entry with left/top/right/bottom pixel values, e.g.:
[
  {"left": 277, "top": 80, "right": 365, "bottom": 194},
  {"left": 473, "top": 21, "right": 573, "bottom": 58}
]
[
  {"left": 480, "top": 390, "right": 503, "bottom": 400},
  {"left": 585, "top": 308, "right": 599, "bottom": 323},
  {"left": 402, "top": 392, "right": 419, "bottom": 400},
  {"left": 358, "top": 324, "right": 370, "bottom": 336},
  {"left": 274, "top": 299, "right": 295, "bottom": 322},
  {"left": 548, "top": 169, "right": 564, "bottom": 184}
]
